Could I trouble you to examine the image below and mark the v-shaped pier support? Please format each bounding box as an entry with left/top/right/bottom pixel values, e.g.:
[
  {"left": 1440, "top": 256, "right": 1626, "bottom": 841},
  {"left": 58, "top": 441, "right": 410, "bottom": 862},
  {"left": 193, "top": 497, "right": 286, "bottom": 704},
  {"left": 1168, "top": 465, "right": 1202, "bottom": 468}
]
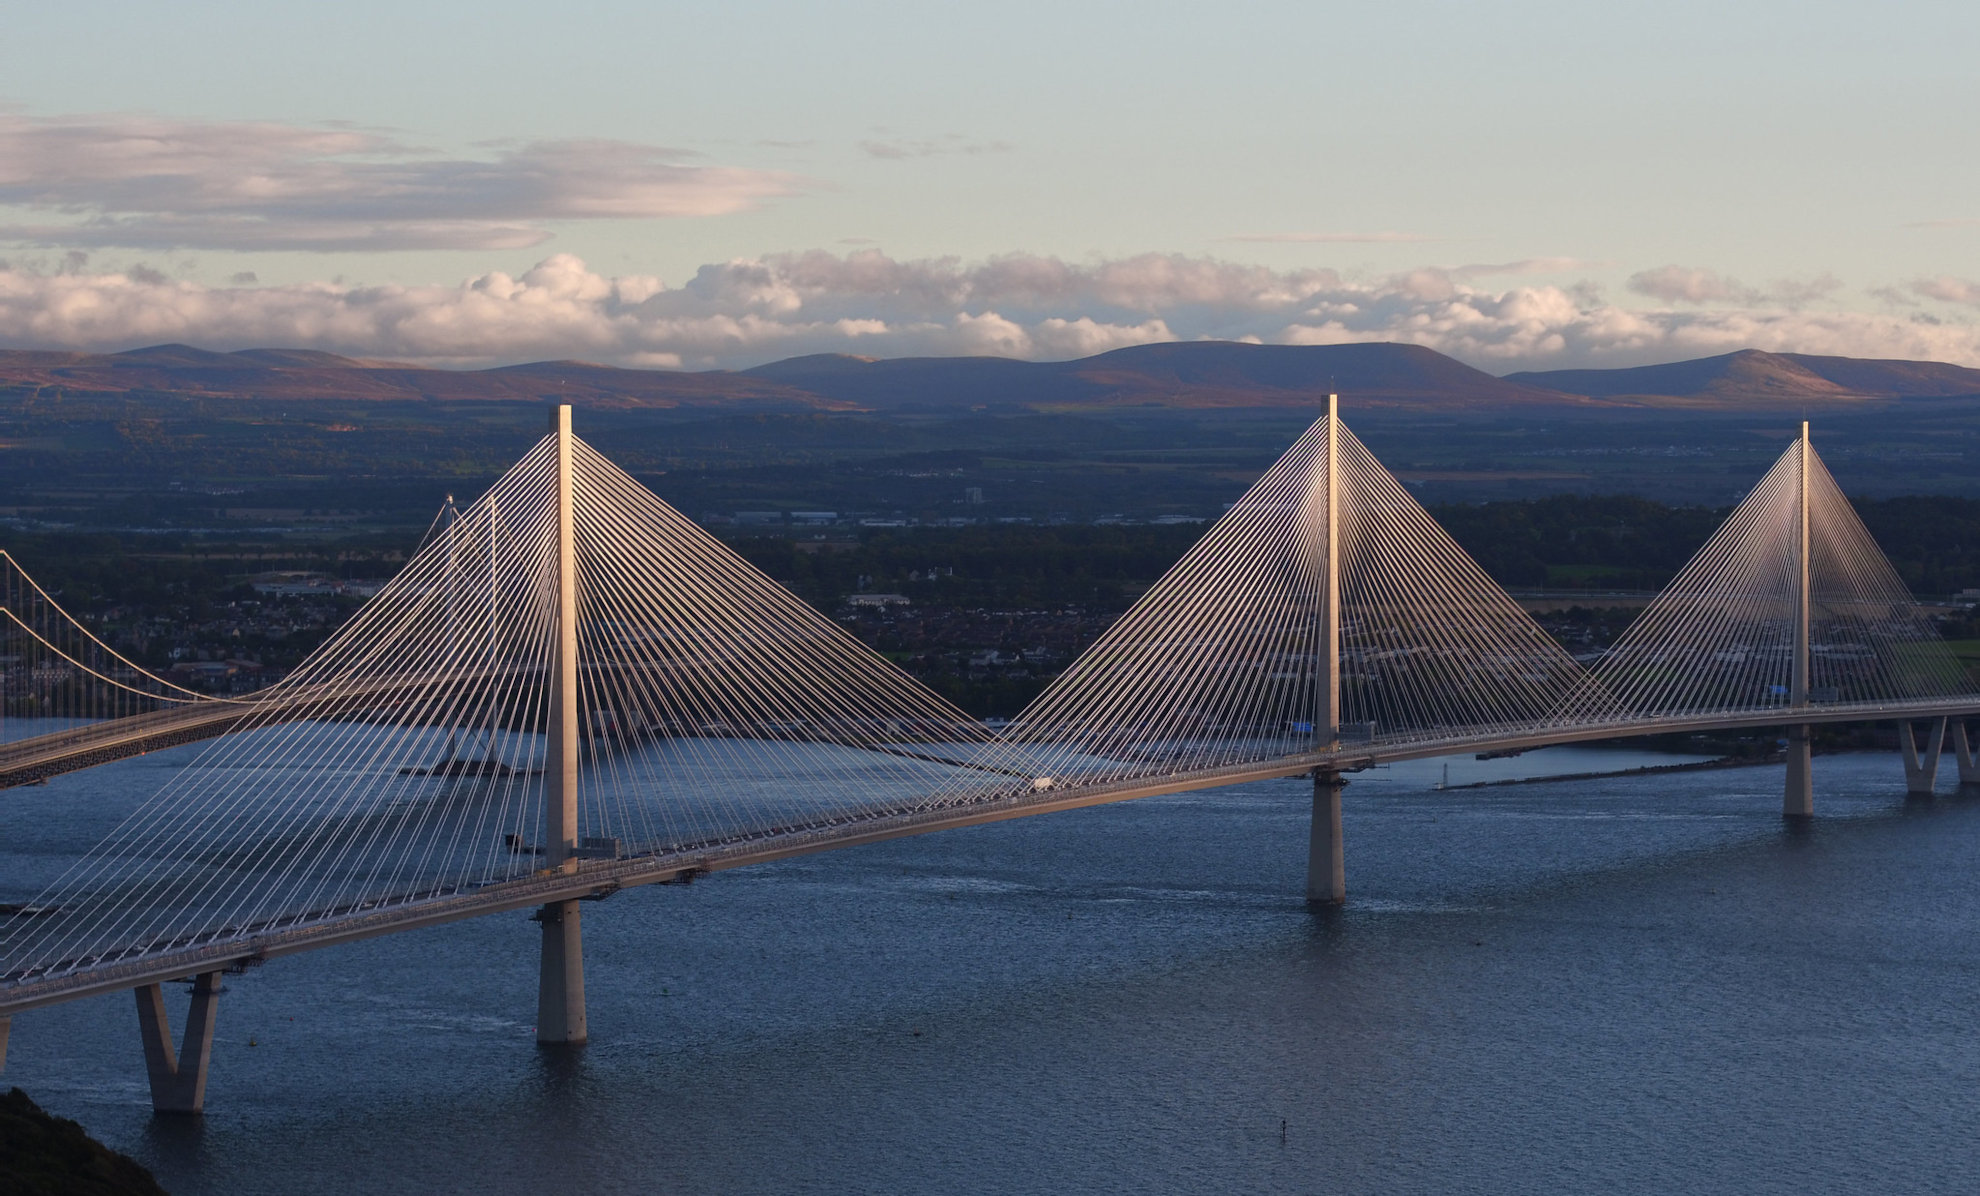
[
  {"left": 1952, "top": 720, "right": 1980, "bottom": 789},
  {"left": 135, "top": 972, "right": 223, "bottom": 1114},
  {"left": 1900, "top": 718, "right": 1948, "bottom": 797}
]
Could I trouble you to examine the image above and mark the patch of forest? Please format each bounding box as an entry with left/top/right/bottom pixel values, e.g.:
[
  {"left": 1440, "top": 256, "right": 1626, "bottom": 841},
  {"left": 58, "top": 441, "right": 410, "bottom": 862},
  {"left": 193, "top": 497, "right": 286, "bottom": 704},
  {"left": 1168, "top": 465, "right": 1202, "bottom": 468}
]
[
  {"left": 1431, "top": 493, "right": 1980, "bottom": 595},
  {"left": 7, "top": 493, "right": 1979, "bottom": 715},
  {"left": 730, "top": 493, "right": 1980, "bottom": 606}
]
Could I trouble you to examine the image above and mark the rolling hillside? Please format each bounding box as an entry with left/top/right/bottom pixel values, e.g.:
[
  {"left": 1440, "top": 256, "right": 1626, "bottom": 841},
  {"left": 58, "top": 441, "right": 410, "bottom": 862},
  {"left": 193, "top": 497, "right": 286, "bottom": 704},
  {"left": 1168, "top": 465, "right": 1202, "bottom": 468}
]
[{"left": 1509, "top": 349, "right": 1980, "bottom": 403}]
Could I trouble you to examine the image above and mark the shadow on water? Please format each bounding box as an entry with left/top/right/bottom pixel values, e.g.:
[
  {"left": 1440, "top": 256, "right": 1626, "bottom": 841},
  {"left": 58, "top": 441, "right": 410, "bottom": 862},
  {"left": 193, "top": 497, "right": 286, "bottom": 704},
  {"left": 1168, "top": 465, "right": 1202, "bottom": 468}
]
[
  {"left": 1301, "top": 900, "right": 1351, "bottom": 944},
  {"left": 531, "top": 1042, "right": 588, "bottom": 1096},
  {"left": 139, "top": 1107, "right": 209, "bottom": 1176},
  {"left": 527, "top": 1040, "right": 604, "bottom": 1139}
]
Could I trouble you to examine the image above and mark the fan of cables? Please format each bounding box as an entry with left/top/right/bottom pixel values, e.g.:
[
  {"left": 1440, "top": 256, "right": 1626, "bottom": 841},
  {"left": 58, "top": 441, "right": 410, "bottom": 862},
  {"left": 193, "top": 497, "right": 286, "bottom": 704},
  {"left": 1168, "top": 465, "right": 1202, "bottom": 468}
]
[
  {"left": 1577, "top": 434, "right": 1972, "bottom": 720},
  {"left": 1, "top": 549, "right": 219, "bottom": 737},
  {"left": 3, "top": 430, "right": 994, "bottom": 984},
  {"left": 938, "top": 413, "right": 1591, "bottom": 799}
]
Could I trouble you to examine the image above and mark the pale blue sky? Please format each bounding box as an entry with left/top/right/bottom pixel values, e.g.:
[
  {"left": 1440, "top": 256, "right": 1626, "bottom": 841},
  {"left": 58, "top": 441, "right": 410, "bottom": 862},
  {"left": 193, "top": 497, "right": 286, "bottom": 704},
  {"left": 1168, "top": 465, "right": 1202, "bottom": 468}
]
[{"left": 2, "top": 0, "right": 1976, "bottom": 368}]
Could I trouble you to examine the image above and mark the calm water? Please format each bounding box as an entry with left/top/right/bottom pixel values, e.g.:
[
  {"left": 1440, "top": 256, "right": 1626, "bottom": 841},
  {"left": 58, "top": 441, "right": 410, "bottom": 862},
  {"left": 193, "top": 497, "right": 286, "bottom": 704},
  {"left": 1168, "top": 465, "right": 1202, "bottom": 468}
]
[{"left": 6, "top": 740, "right": 1980, "bottom": 1195}]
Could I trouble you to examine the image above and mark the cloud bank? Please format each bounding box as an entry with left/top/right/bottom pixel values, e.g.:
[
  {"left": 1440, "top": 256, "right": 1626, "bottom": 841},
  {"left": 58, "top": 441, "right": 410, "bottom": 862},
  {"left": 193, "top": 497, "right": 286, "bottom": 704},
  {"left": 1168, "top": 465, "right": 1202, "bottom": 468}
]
[
  {"left": 1, "top": 250, "right": 1976, "bottom": 372},
  {"left": 0, "top": 112, "right": 802, "bottom": 251},
  {"left": 1627, "top": 265, "right": 1844, "bottom": 309},
  {"left": 1911, "top": 276, "right": 1980, "bottom": 307},
  {"left": 858, "top": 133, "right": 1014, "bottom": 159}
]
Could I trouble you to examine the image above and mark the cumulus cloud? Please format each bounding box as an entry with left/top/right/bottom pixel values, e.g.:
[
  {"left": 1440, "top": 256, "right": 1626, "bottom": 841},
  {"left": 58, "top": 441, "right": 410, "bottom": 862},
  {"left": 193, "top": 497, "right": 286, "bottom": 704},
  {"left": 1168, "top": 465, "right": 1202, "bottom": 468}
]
[
  {"left": 1628, "top": 265, "right": 1842, "bottom": 310},
  {"left": 1911, "top": 276, "right": 1980, "bottom": 307},
  {"left": 0, "top": 112, "right": 803, "bottom": 252},
  {"left": 1768, "top": 273, "right": 1843, "bottom": 308},
  {"left": 1628, "top": 265, "right": 1755, "bottom": 304},
  {"left": 1, "top": 249, "right": 1976, "bottom": 371}
]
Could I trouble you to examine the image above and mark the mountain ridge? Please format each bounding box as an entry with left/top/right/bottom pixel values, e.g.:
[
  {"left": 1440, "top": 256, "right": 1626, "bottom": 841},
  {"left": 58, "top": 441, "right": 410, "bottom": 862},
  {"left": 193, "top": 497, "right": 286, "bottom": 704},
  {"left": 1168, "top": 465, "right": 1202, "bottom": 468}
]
[
  {"left": 1508, "top": 349, "right": 1980, "bottom": 403},
  {"left": 0, "top": 340, "right": 1579, "bottom": 413},
  {"left": 2, "top": 341, "right": 1976, "bottom": 413}
]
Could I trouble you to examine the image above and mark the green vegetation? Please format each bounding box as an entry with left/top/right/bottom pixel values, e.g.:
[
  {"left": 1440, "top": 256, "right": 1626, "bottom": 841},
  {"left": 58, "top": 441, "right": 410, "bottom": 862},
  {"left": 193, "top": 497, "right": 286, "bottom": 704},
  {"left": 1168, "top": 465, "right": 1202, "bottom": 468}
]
[
  {"left": 1428, "top": 494, "right": 1980, "bottom": 597},
  {"left": 8, "top": 389, "right": 1980, "bottom": 540},
  {"left": 1943, "top": 640, "right": 1980, "bottom": 687},
  {"left": 9, "top": 473, "right": 1980, "bottom": 716},
  {"left": 0, "top": 1088, "right": 167, "bottom": 1196},
  {"left": 1430, "top": 496, "right": 1724, "bottom": 590},
  {"left": 731, "top": 523, "right": 1205, "bottom": 610},
  {"left": 1845, "top": 496, "right": 1980, "bottom": 595}
]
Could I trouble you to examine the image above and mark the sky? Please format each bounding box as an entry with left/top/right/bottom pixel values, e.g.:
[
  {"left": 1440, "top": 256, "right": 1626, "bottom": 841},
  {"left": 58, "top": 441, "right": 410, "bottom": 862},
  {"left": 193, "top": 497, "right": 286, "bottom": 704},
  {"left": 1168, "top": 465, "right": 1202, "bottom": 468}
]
[{"left": 2, "top": 0, "right": 1977, "bottom": 372}]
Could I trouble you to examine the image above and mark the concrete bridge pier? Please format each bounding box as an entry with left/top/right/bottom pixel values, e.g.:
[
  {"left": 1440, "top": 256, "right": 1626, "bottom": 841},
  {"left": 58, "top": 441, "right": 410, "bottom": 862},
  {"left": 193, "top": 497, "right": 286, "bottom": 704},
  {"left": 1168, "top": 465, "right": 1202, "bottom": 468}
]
[
  {"left": 1307, "top": 770, "right": 1345, "bottom": 905},
  {"left": 1784, "top": 725, "right": 1813, "bottom": 819},
  {"left": 1900, "top": 718, "right": 1948, "bottom": 797},
  {"left": 135, "top": 972, "right": 222, "bottom": 1114},
  {"left": 1952, "top": 721, "right": 1980, "bottom": 790},
  {"left": 535, "top": 900, "right": 588, "bottom": 1045}
]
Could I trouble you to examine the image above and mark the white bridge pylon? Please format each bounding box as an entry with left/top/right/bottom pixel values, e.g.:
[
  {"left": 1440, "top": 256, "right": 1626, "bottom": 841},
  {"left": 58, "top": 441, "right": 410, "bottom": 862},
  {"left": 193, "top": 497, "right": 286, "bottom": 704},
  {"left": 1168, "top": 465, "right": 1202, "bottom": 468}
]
[
  {"left": 1575, "top": 423, "right": 1969, "bottom": 720},
  {"left": 964, "top": 396, "right": 1592, "bottom": 795},
  {"left": 4, "top": 403, "right": 1978, "bottom": 1109},
  {"left": 1, "top": 409, "right": 997, "bottom": 1039}
]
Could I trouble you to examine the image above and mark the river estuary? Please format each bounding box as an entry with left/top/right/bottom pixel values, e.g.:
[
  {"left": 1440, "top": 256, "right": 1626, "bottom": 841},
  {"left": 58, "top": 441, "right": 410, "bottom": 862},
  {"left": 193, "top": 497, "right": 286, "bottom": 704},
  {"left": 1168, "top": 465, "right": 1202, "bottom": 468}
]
[{"left": 4, "top": 741, "right": 1978, "bottom": 1194}]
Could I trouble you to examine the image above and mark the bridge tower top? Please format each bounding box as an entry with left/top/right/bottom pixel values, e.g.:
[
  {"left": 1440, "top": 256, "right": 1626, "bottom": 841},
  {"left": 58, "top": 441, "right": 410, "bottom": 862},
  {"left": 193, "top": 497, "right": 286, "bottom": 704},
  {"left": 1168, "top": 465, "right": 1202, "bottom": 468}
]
[
  {"left": 1793, "top": 420, "right": 1811, "bottom": 710},
  {"left": 1321, "top": 392, "right": 1340, "bottom": 750},
  {"left": 960, "top": 395, "right": 1588, "bottom": 796},
  {"left": 548, "top": 403, "right": 580, "bottom": 873},
  {"left": 1582, "top": 422, "right": 1971, "bottom": 720},
  {"left": 2, "top": 406, "right": 996, "bottom": 994}
]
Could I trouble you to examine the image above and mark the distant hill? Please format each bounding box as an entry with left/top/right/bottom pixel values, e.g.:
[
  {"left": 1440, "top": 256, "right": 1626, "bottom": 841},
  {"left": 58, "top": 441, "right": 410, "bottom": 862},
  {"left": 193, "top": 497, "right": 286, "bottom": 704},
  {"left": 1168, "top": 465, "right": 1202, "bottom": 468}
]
[
  {"left": 0, "top": 345, "right": 847, "bottom": 411},
  {"left": 0, "top": 340, "right": 1581, "bottom": 413},
  {"left": 9, "top": 341, "right": 1979, "bottom": 414},
  {"left": 745, "top": 341, "right": 1580, "bottom": 410},
  {"left": 1508, "top": 349, "right": 1980, "bottom": 403}
]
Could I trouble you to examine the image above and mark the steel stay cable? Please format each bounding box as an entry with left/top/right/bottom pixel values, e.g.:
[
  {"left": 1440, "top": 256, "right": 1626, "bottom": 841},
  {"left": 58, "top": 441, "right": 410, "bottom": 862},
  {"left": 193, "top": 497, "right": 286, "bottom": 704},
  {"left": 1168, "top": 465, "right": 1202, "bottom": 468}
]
[
  {"left": 569, "top": 447, "right": 978, "bottom": 841},
  {"left": 572, "top": 448, "right": 989, "bottom": 824},
  {"left": 0, "top": 551, "right": 222, "bottom": 703},
  {"left": 175, "top": 480, "right": 561, "bottom": 936},
  {"left": 1003, "top": 426, "right": 1326, "bottom": 782},
  {"left": 102, "top": 502, "right": 557, "bottom": 961},
  {"left": 5, "top": 450, "right": 560, "bottom": 967}
]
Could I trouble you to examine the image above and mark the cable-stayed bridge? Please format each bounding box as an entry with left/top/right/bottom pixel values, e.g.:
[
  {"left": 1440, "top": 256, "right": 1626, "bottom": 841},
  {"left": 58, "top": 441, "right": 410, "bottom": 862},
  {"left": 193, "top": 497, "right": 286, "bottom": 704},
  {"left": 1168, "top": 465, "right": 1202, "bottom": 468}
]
[{"left": 3, "top": 402, "right": 1978, "bottom": 1113}]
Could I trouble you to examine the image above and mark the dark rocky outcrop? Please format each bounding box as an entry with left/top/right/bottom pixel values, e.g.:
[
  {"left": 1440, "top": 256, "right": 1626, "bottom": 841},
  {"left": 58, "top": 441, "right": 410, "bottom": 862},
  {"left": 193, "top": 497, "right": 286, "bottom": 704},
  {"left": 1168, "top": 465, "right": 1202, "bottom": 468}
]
[{"left": 0, "top": 1087, "right": 168, "bottom": 1196}]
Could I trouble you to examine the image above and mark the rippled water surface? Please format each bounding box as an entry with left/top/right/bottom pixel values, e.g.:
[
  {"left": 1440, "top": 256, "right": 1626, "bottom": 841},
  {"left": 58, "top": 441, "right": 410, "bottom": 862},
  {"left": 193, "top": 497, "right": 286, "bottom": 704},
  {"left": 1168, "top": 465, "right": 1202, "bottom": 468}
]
[{"left": 6, "top": 743, "right": 1980, "bottom": 1195}]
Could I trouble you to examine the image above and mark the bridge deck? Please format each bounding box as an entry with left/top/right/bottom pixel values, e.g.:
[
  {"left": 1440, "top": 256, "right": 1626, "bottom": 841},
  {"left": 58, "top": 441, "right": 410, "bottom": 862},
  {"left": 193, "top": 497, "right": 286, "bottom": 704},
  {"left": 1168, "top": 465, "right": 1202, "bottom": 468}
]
[
  {"left": 0, "top": 703, "right": 252, "bottom": 788},
  {"left": 7, "top": 695, "right": 1977, "bottom": 1016},
  {"left": 0, "top": 669, "right": 504, "bottom": 788}
]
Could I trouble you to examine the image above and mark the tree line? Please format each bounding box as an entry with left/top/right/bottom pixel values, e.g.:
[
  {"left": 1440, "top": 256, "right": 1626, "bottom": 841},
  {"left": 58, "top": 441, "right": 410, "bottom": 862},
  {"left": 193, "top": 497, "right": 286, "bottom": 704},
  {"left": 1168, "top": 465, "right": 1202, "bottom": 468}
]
[{"left": 9, "top": 491, "right": 1980, "bottom": 621}]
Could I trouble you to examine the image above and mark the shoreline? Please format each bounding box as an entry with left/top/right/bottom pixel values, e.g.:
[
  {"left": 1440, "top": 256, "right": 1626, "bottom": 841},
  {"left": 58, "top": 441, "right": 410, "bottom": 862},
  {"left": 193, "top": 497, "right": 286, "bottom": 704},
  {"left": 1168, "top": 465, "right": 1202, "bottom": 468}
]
[{"left": 1441, "top": 754, "right": 1770, "bottom": 790}]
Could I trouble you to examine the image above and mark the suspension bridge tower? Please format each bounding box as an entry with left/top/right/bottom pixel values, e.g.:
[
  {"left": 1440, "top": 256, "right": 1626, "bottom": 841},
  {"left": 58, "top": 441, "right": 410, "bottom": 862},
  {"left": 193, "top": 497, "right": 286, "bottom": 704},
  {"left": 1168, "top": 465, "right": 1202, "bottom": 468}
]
[
  {"left": 537, "top": 404, "right": 587, "bottom": 1045},
  {"left": 1309, "top": 393, "right": 1346, "bottom": 905},
  {"left": 1785, "top": 421, "right": 1813, "bottom": 819}
]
